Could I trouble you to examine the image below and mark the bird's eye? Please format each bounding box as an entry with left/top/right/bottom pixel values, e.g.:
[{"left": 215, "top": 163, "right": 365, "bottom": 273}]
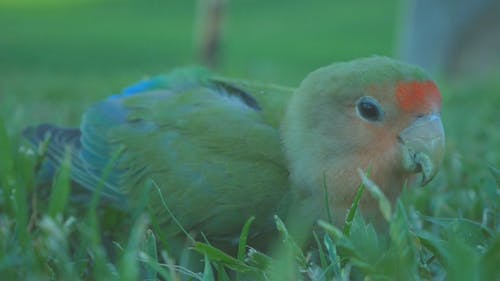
[{"left": 356, "top": 96, "right": 383, "bottom": 122}]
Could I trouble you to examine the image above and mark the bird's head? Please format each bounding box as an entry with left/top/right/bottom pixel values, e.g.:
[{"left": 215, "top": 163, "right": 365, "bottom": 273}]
[{"left": 282, "top": 57, "right": 444, "bottom": 212}]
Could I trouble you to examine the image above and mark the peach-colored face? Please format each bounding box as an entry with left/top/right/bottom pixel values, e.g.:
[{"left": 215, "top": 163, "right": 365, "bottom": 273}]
[
  {"left": 395, "top": 81, "right": 442, "bottom": 114},
  {"left": 344, "top": 80, "right": 444, "bottom": 196}
]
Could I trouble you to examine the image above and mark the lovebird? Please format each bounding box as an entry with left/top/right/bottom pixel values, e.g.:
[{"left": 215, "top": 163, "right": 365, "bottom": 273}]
[{"left": 24, "top": 56, "right": 444, "bottom": 250}]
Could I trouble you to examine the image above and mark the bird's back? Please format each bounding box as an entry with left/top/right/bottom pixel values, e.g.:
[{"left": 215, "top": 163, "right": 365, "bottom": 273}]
[{"left": 24, "top": 67, "right": 295, "bottom": 240}]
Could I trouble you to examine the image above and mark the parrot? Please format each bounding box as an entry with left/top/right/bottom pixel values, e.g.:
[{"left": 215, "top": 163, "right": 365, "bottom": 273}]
[{"left": 23, "top": 56, "right": 445, "bottom": 252}]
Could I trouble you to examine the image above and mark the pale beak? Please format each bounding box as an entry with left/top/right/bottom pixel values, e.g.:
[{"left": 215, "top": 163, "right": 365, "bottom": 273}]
[{"left": 399, "top": 114, "right": 445, "bottom": 186}]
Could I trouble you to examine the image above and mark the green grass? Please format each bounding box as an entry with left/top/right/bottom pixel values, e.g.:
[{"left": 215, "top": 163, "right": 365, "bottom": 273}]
[{"left": 1, "top": 0, "right": 499, "bottom": 280}]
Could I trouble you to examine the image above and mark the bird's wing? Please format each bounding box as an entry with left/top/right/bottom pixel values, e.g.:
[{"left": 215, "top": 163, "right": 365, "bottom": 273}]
[{"left": 75, "top": 68, "right": 294, "bottom": 238}]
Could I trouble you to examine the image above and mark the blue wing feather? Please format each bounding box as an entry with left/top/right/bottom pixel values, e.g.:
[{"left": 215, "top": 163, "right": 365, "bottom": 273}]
[{"left": 108, "top": 67, "right": 210, "bottom": 100}]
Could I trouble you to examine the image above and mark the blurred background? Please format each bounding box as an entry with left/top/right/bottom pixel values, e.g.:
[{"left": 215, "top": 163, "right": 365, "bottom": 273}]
[{"left": 1, "top": 0, "right": 499, "bottom": 166}]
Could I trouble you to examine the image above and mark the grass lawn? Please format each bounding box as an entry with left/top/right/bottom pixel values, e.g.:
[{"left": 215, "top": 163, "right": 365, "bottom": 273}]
[{"left": 0, "top": 0, "right": 498, "bottom": 280}]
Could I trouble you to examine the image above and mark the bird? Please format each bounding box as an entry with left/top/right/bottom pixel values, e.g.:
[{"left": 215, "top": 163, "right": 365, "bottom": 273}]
[{"left": 23, "top": 56, "right": 445, "bottom": 252}]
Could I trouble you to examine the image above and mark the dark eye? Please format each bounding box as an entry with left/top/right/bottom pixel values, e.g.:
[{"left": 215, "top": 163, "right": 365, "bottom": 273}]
[{"left": 356, "top": 96, "right": 383, "bottom": 122}]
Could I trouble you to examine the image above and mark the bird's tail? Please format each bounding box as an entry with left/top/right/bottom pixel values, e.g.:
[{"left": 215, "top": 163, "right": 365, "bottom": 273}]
[{"left": 23, "top": 124, "right": 128, "bottom": 207}]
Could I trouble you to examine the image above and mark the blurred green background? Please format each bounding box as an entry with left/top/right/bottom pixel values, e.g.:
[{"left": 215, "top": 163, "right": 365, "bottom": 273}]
[
  {"left": 1, "top": 0, "right": 401, "bottom": 130},
  {"left": 2, "top": 0, "right": 498, "bottom": 164}
]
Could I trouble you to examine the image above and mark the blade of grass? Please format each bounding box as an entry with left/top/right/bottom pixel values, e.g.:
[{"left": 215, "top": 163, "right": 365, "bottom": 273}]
[
  {"left": 0, "top": 117, "right": 15, "bottom": 213},
  {"left": 323, "top": 172, "right": 333, "bottom": 223},
  {"left": 323, "top": 233, "right": 341, "bottom": 278},
  {"left": 216, "top": 262, "right": 231, "bottom": 281},
  {"left": 39, "top": 216, "right": 77, "bottom": 279},
  {"left": 152, "top": 179, "right": 195, "bottom": 243},
  {"left": 236, "top": 216, "right": 255, "bottom": 281},
  {"left": 358, "top": 168, "right": 391, "bottom": 222},
  {"left": 246, "top": 247, "right": 272, "bottom": 270},
  {"left": 274, "top": 215, "right": 307, "bottom": 268},
  {"left": 83, "top": 147, "right": 125, "bottom": 280},
  {"left": 237, "top": 216, "right": 255, "bottom": 261},
  {"left": 388, "top": 200, "right": 418, "bottom": 280},
  {"left": 343, "top": 177, "right": 366, "bottom": 236},
  {"left": 312, "top": 231, "right": 329, "bottom": 277},
  {"left": 48, "top": 147, "right": 71, "bottom": 218},
  {"left": 141, "top": 229, "right": 158, "bottom": 281},
  {"left": 202, "top": 254, "right": 215, "bottom": 281},
  {"left": 192, "top": 242, "right": 256, "bottom": 272},
  {"left": 118, "top": 214, "right": 149, "bottom": 281},
  {"left": 479, "top": 234, "right": 500, "bottom": 281}
]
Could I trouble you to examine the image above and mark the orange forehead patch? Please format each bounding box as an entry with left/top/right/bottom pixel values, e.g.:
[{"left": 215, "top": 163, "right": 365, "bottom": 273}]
[{"left": 396, "top": 81, "right": 441, "bottom": 113}]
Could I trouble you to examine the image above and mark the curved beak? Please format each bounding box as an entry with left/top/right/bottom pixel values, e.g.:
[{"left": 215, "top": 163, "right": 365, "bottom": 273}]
[{"left": 399, "top": 114, "right": 445, "bottom": 186}]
